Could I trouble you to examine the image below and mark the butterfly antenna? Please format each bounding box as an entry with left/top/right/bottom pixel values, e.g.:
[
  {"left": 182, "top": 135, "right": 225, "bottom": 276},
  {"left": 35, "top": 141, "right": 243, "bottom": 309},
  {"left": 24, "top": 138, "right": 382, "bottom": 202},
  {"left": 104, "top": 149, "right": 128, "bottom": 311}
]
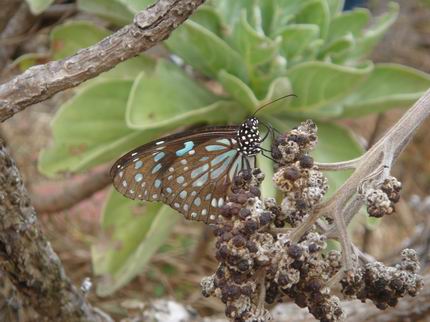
[{"left": 252, "top": 93, "right": 297, "bottom": 117}]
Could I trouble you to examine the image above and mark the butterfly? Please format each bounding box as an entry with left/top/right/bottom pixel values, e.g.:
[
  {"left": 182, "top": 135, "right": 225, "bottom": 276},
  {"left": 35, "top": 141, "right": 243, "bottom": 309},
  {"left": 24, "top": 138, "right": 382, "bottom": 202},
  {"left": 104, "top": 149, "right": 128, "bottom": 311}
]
[{"left": 111, "top": 95, "right": 293, "bottom": 224}]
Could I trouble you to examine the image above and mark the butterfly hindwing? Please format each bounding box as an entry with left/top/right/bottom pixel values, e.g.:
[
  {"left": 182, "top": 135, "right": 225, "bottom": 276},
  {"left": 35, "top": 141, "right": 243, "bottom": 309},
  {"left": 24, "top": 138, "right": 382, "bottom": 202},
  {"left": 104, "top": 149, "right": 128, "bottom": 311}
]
[{"left": 111, "top": 127, "right": 253, "bottom": 223}]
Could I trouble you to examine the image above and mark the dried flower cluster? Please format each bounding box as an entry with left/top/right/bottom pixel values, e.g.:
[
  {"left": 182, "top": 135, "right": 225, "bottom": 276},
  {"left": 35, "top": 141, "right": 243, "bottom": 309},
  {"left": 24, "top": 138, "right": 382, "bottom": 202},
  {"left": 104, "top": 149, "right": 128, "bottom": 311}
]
[
  {"left": 272, "top": 120, "right": 328, "bottom": 227},
  {"left": 201, "top": 121, "right": 423, "bottom": 322},
  {"left": 341, "top": 249, "right": 423, "bottom": 309},
  {"left": 364, "top": 176, "right": 402, "bottom": 218}
]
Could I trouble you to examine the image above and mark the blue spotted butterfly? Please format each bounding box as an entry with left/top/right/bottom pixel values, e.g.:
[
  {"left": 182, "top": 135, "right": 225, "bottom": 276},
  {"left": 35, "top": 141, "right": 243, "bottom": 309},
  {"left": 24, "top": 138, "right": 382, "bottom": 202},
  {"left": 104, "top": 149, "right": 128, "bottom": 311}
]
[{"left": 111, "top": 96, "right": 292, "bottom": 224}]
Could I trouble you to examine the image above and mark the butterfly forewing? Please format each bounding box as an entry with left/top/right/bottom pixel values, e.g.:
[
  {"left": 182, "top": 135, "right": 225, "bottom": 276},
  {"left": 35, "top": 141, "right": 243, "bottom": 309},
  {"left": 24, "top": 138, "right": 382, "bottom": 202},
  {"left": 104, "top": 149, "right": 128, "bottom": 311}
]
[{"left": 111, "top": 127, "right": 253, "bottom": 223}]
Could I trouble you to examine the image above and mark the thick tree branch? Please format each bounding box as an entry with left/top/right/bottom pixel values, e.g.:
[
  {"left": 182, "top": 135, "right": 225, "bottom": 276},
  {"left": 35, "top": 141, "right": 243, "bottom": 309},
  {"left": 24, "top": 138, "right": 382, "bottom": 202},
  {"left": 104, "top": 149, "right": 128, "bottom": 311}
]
[
  {"left": 0, "top": 141, "right": 112, "bottom": 322},
  {"left": 32, "top": 165, "right": 111, "bottom": 214},
  {"left": 0, "top": 0, "right": 205, "bottom": 122}
]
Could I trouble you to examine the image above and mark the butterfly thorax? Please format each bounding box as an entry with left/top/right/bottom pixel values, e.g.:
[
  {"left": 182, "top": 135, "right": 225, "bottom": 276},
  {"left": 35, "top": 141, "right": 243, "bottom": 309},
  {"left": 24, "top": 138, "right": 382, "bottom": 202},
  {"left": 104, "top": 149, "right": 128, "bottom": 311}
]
[{"left": 236, "top": 117, "right": 261, "bottom": 155}]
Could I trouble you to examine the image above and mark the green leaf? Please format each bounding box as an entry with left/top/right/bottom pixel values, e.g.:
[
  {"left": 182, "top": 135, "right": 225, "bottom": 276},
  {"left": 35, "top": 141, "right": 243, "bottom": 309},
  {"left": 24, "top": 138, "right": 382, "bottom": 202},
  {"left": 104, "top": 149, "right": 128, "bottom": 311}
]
[
  {"left": 26, "top": 0, "right": 54, "bottom": 14},
  {"left": 349, "top": 2, "right": 398, "bottom": 60},
  {"left": 166, "top": 20, "right": 247, "bottom": 81},
  {"left": 295, "top": 0, "right": 330, "bottom": 39},
  {"left": 326, "top": 0, "right": 345, "bottom": 16},
  {"left": 38, "top": 80, "right": 168, "bottom": 176},
  {"left": 328, "top": 8, "right": 370, "bottom": 41},
  {"left": 93, "top": 189, "right": 178, "bottom": 296},
  {"left": 209, "top": 0, "right": 254, "bottom": 28},
  {"left": 50, "top": 21, "right": 110, "bottom": 60},
  {"left": 118, "top": 0, "right": 156, "bottom": 13},
  {"left": 312, "top": 123, "right": 363, "bottom": 196},
  {"left": 218, "top": 70, "right": 258, "bottom": 112},
  {"left": 12, "top": 53, "right": 50, "bottom": 71},
  {"left": 229, "top": 12, "right": 279, "bottom": 68},
  {"left": 278, "top": 24, "right": 319, "bottom": 61},
  {"left": 319, "top": 34, "right": 354, "bottom": 61},
  {"left": 126, "top": 61, "right": 244, "bottom": 129},
  {"left": 191, "top": 6, "right": 223, "bottom": 36},
  {"left": 77, "top": 0, "right": 133, "bottom": 26},
  {"left": 286, "top": 61, "right": 373, "bottom": 111},
  {"left": 341, "top": 64, "right": 430, "bottom": 117}
]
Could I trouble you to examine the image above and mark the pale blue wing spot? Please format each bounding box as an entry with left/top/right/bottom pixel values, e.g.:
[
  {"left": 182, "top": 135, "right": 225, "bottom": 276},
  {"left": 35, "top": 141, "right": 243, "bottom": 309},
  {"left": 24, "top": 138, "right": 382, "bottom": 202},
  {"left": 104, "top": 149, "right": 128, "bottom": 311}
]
[
  {"left": 216, "top": 138, "right": 231, "bottom": 145},
  {"left": 211, "top": 198, "right": 217, "bottom": 208},
  {"left": 194, "top": 197, "right": 201, "bottom": 207},
  {"left": 176, "top": 141, "right": 194, "bottom": 156},
  {"left": 134, "top": 173, "right": 143, "bottom": 182},
  {"left": 211, "top": 156, "right": 232, "bottom": 179},
  {"left": 174, "top": 202, "right": 180, "bottom": 208},
  {"left": 202, "top": 209, "right": 208, "bottom": 216},
  {"left": 134, "top": 160, "right": 143, "bottom": 169},
  {"left": 166, "top": 187, "right": 173, "bottom": 194},
  {"left": 183, "top": 204, "right": 189, "bottom": 211},
  {"left": 154, "top": 179, "right": 161, "bottom": 188},
  {"left": 152, "top": 163, "right": 162, "bottom": 174},
  {"left": 199, "top": 156, "right": 209, "bottom": 162},
  {"left": 193, "top": 173, "right": 208, "bottom": 187},
  {"left": 191, "top": 212, "right": 198, "bottom": 218},
  {"left": 191, "top": 191, "right": 197, "bottom": 197},
  {"left": 177, "top": 176, "right": 185, "bottom": 184},
  {"left": 205, "top": 193, "right": 212, "bottom": 201},
  {"left": 180, "top": 191, "right": 188, "bottom": 199},
  {"left": 154, "top": 152, "right": 165, "bottom": 162},
  {"left": 205, "top": 145, "right": 226, "bottom": 152},
  {"left": 191, "top": 164, "right": 209, "bottom": 179},
  {"left": 211, "top": 150, "right": 237, "bottom": 166}
]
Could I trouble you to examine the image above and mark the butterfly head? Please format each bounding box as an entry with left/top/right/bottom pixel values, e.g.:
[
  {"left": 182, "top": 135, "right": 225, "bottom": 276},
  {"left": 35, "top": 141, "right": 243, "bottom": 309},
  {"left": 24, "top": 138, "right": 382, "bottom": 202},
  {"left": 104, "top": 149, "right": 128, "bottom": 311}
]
[{"left": 237, "top": 117, "right": 261, "bottom": 155}]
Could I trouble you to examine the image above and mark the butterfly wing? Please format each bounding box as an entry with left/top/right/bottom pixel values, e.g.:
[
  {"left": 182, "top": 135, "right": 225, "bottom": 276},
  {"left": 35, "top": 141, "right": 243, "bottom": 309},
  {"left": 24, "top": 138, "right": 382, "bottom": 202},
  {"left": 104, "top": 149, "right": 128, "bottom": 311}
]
[{"left": 111, "top": 127, "right": 251, "bottom": 223}]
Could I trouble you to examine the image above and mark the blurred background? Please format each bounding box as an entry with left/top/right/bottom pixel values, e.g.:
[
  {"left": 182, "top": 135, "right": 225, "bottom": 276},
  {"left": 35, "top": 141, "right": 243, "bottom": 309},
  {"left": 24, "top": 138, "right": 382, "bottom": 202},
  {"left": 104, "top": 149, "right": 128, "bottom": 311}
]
[{"left": 1, "top": 0, "right": 430, "bottom": 320}]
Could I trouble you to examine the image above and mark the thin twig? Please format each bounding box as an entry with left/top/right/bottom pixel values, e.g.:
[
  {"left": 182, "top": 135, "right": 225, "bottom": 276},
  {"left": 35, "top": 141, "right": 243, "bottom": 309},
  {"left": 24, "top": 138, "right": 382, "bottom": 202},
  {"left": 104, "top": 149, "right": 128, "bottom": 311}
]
[
  {"left": 315, "top": 157, "right": 361, "bottom": 171},
  {"left": 0, "top": 0, "right": 206, "bottom": 122},
  {"left": 31, "top": 165, "right": 111, "bottom": 214}
]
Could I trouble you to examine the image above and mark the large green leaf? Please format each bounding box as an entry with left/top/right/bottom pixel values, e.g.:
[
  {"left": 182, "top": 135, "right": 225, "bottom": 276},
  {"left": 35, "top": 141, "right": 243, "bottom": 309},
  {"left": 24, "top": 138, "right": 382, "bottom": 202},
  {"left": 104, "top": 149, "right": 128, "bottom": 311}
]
[
  {"left": 326, "top": 0, "right": 345, "bottom": 16},
  {"left": 278, "top": 24, "right": 319, "bottom": 61},
  {"left": 166, "top": 20, "right": 247, "bottom": 81},
  {"left": 348, "top": 2, "right": 398, "bottom": 60},
  {"left": 285, "top": 61, "right": 373, "bottom": 111},
  {"left": 26, "top": 0, "right": 54, "bottom": 14},
  {"left": 229, "top": 12, "right": 279, "bottom": 68},
  {"left": 94, "top": 189, "right": 178, "bottom": 296},
  {"left": 126, "top": 61, "right": 245, "bottom": 129},
  {"left": 38, "top": 80, "right": 167, "bottom": 176},
  {"left": 294, "top": 0, "right": 330, "bottom": 39},
  {"left": 341, "top": 64, "right": 430, "bottom": 117},
  {"left": 327, "top": 8, "right": 370, "bottom": 42},
  {"left": 218, "top": 70, "right": 258, "bottom": 112},
  {"left": 77, "top": 0, "right": 133, "bottom": 26},
  {"left": 191, "top": 6, "right": 223, "bottom": 36},
  {"left": 50, "top": 21, "right": 110, "bottom": 60}
]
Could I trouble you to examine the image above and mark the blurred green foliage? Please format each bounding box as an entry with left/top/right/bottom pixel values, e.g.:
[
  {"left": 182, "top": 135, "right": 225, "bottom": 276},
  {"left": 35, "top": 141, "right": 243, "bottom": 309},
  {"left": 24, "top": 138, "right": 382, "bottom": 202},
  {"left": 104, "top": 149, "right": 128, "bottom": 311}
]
[{"left": 20, "top": 0, "right": 430, "bottom": 295}]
